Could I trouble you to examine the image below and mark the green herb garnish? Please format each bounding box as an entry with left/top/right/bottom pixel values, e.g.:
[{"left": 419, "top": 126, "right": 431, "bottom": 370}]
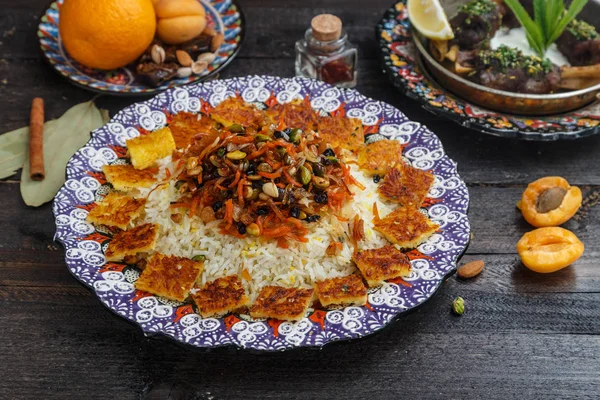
[
  {"left": 567, "top": 18, "right": 599, "bottom": 40},
  {"left": 503, "top": 0, "right": 589, "bottom": 57},
  {"left": 459, "top": 0, "right": 497, "bottom": 17},
  {"left": 478, "top": 45, "right": 552, "bottom": 77},
  {"left": 459, "top": 0, "right": 497, "bottom": 26}
]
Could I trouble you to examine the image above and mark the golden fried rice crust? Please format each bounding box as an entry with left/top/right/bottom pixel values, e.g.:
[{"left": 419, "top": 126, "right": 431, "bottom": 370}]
[
  {"left": 135, "top": 253, "right": 203, "bottom": 302},
  {"left": 191, "top": 275, "right": 250, "bottom": 318},
  {"left": 86, "top": 192, "right": 146, "bottom": 230},
  {"left": 314, "top": 274, "right": 367, "bottom": 307},
  {"left": 104, "top": 223, "right": 159, "bottom": 262},
  {"left": 353, "top": 245, "right": 412, "bottom": 286},
  {"left": 378, "top": 164, "right": 434, "bottom": 207},
  {"left": 250, "top": 286, "right": 314, "bottom": 321}
]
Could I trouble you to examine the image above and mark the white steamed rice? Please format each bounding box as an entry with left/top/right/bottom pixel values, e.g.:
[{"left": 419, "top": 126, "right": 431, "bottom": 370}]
[{"left": 140, "top": 158, "right": 395, "bottom": 301}]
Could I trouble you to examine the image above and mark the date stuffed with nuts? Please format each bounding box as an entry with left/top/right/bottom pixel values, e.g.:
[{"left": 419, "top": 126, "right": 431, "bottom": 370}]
[{"left": 169, "top": 108, "right": 365, "bottom": 248}]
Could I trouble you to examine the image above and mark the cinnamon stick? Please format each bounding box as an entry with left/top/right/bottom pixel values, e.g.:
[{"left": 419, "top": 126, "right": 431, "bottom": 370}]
[{"left": 29, "top": 97, "right": 45, "bottom": 181}]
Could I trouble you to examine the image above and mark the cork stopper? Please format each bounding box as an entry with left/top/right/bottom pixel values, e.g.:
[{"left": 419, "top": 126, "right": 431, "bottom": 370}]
[{"left": 311, "top": 14, "right": 342, "bottom": 42}]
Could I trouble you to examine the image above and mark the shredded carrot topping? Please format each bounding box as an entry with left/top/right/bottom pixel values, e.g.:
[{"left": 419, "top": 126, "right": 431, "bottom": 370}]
[
  {"left": 169, "top": 97, "right": 391, "bottom": 248},
  {"left": 224, "top": 199, "right": 234, "bottom": 229}
]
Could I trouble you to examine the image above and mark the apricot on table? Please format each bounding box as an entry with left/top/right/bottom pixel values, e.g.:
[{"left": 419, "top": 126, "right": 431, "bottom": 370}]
[
  {"left": 520, "top": 176, "right": 582, "bottom": 227},
  {"left": 516, "top": 227, "right": 584, "bottom": 273}
]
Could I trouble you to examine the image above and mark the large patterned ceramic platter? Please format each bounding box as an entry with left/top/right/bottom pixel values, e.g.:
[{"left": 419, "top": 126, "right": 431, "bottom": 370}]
[
  {"left": 377, "top": 1, "right": 600, "bottom": 141},
  {"left": 52, "top": 75, "right": 470, "bottom": 351},
  {"left": 38, "top": 0, "right": 244, "bottom": 95}
]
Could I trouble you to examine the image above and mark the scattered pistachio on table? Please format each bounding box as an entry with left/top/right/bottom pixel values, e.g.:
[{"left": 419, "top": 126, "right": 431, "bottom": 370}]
[{"left": 452, "top": 297, "right": 465, "bottom": 316}]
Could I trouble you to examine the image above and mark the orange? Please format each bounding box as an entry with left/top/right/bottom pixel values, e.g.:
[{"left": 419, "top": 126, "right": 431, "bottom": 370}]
[
  {"left": 155, "top": 0, "right": 206, "bottom": 44},
  {"left": 59, "top": 0, "right": 156, "bottom": 70}
]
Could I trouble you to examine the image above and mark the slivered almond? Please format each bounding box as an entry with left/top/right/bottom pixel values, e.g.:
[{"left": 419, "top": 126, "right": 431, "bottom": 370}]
[{"left": 457, "top": 260, "right": 484, "bottom": 279}]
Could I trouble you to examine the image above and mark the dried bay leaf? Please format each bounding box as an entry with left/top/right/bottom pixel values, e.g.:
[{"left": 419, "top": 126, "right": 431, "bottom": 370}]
[{"left": 20, "top": 101, "right": 110, "bottom": 207}]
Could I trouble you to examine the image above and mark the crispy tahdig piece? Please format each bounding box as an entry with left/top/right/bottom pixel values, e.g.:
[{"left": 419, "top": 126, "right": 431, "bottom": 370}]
[
  {"left": 210, "top": 96, "right": 267, "bottom": 129},
  {"left": 126, "top": 127, "right": 176, "bottom": 170},
  {"left": 316, "top": 115, "right": 365, "bottom": 154},
  {"left": 135, "top": 253, "right": 204, "bottom": 302},
  {"left": 314, "top": 274, "right": 367, "bottom": 307},
  {"left": 104, "top": 223, "right": 159, "bottom": 262},
  {"left": 168, "top": 111, "right": 216, "bottom": 149},
  {"left": 353, "top": 245, "right": 411, "bottom": 287},
  {"left": 86, "top": 192, "right": 146, "bottom": 230},
  {"left": 191, "top": 275, "right": 250, "bottom": 318},
  {"left": 357, "top": 139, "right": 404, "bottom": 176},
  {"left": 378, "top": 164, "right": 434, "bottom": 207},
  {"left": 266, "top": 99, "right": 319, "bottom": 132},
  {"left": 102, "top": 164, "right": 157, "bottom": 192},
  {"left": 373, "top": 206, "right": 439, "bottom": 249},
  {"left": 250, "top": 286, "right": 314, "bottom": 321}
]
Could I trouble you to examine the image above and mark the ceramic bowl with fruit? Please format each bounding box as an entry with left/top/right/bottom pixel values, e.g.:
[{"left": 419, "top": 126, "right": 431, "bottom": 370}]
[{"left": 38, "top": 0, "right": 244, "bottom": 95}]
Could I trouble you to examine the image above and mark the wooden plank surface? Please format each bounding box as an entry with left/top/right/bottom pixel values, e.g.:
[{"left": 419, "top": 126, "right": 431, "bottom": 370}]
[{"left": 1, "top": 0, "right": 600, "bottom": 399}]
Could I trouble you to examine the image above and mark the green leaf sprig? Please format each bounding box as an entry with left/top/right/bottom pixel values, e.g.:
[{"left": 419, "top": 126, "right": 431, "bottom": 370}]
[{"left": 503, "top": 0, "right": 589, "bottom": 57}]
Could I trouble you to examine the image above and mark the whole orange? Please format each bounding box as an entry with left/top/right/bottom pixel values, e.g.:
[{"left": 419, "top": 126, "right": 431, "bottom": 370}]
[{"left": 59, "top": 0, "right": 156, "bottom": 70}]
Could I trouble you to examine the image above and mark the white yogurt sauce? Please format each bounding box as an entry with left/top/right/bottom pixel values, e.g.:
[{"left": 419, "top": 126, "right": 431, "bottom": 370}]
[{"left": 491, "top": 27, "right": 570, "bottom": 66}]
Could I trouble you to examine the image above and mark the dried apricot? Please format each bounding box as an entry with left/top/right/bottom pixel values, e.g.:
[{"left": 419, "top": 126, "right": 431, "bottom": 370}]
[
  {"left": 516, "top": 227, "right": 584, "bottom": 273},
  {"left": 520, "top": 177, "right": 582, "bottom": 227}
]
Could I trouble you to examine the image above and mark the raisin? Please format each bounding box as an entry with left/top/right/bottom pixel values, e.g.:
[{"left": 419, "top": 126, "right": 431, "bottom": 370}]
[
  {"left": 212, "top": 201, "right": 223, "bottom": 212},
  {"left": 236, "top": 222, "right": 247, "bottom": 235},
  {"left": 373, "top": 175, "right": 381, "bottom": 183},
  {"left": 306, "top": 215, "right": 321, "bottom": 223},
  {"left": 290, "top": 206, "right": 300, "bottom": 218},
  {"left": 256, "top": 207, "right": 269, "bottom": 216},
  {"left": 323, "top": 148, "right": 335, "bottom": 157},
  {"left": 314, "top": 191, "right": 328, "bottom": 204},
  {"left": 274, "top": 129, "right": 290, "bottom": 141}
]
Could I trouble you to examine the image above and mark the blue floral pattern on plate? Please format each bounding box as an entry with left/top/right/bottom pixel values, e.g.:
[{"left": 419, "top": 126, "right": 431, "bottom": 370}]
[{"left": 53, "top": 76, "right": 470, "bottom": 350}]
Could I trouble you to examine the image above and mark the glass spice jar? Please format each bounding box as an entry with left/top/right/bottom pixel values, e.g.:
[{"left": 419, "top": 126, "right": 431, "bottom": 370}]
[{"left": 295, "top": 14, "right": 358, "bottom": 88}]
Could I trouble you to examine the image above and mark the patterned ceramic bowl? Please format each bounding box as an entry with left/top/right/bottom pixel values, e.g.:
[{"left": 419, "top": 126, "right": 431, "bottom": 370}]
[
  {"left": 377, "top": 0, "right": 600, "bottom": 140},
  {"left": 53, "top": 76, "right": 470, "bottom": 351},
  {"left": 38, "top": 0, "right": 244, "bottom": 95}
]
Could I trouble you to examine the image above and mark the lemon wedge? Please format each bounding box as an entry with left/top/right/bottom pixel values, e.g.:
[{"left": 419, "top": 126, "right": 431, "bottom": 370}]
[{"left": 407, "top": 0, "right": 454, "bottom": 40}]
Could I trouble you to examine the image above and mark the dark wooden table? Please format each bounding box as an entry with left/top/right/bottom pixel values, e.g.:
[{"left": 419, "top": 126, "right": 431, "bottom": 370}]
[{"left": 2, "top": 0, "right": 600, "bottom": 399}]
